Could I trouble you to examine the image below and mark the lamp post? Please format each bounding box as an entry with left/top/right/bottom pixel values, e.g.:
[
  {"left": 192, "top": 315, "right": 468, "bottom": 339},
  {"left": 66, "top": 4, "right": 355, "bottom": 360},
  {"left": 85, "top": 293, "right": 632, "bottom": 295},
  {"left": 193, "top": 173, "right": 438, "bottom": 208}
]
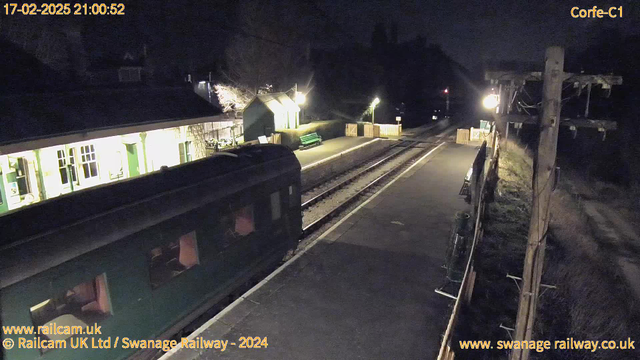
[
  {"left": 290, "top": 83, "right": 307, "bottom": 128},
  {"left": 295, "top": 91, "right": 306, "bottom": 128},
  {"left": 371, "top": 97, "right": 380, "bottom": 125},
  {"left": 444, "top": 87, "right": 450, "bottom": 114}
]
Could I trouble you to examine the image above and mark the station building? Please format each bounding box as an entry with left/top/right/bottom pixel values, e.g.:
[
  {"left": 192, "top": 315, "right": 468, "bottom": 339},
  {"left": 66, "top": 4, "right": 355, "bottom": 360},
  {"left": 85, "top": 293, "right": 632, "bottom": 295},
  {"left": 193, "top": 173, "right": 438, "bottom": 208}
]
[
  {"left": 243, "top": 93, "right": 300, "bottom": 141},
  {"left": 0, "top": 86, "right": 236, "bottom": 214}
]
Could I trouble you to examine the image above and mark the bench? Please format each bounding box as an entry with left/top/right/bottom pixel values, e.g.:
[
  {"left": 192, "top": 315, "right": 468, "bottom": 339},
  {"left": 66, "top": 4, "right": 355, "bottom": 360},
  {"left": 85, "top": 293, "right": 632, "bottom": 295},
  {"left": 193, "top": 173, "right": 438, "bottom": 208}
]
[{"left": 299, "top": 132, "right": 322, "bottom": 149}]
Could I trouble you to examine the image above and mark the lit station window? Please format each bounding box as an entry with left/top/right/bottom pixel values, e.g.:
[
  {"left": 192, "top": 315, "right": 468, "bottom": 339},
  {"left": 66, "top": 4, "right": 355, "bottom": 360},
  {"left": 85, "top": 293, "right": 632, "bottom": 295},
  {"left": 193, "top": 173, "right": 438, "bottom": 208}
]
[{"left": 80, "top": 145, "right": 99, "bottom": 179}]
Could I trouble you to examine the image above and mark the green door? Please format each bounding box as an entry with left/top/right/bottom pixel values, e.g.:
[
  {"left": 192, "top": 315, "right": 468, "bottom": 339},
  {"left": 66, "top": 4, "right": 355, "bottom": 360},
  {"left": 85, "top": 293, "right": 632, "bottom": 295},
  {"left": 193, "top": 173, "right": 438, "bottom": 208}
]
[
  {"left": 126, "top": 144, "right": 140, "bottom": 177},
  {"left": 0, "top": 173, "right": 8, "bottom": 213}
]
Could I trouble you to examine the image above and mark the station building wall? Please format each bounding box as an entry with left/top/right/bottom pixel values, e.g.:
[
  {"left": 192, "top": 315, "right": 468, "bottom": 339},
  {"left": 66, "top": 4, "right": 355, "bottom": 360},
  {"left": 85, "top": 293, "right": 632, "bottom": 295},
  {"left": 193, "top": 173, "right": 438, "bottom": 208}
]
[{"left": 0, "top": 121, "right": 227, "bottom": 215}]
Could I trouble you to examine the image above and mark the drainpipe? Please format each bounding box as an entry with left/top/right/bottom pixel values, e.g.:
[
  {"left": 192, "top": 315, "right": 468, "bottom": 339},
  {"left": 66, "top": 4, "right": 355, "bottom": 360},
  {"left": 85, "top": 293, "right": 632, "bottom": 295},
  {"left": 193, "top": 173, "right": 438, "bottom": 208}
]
[
  {"left": 65, "top": 145, "right": 75, "bottom": 193},
  {"left": 140, "top": 132, "right": 149, "bottom": 174},
  {"left": 34, "top": 149, "right": 47, "bottom": 201}
]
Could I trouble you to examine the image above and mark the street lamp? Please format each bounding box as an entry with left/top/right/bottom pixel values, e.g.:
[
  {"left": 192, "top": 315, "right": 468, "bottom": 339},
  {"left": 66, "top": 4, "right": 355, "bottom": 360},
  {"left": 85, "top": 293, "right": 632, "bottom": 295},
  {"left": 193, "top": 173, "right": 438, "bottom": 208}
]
[
  {"left": 371, "top": 97, "right": 380, "bottom": 124},
  {"left": 295, "top": 91, "right": 306, "bottom": 128},
  {"left": 482, "top": 94, "right": 499, "bottom": 110},
  {"left": 443, "top": 87, "right": 450, "bottom": 114}
]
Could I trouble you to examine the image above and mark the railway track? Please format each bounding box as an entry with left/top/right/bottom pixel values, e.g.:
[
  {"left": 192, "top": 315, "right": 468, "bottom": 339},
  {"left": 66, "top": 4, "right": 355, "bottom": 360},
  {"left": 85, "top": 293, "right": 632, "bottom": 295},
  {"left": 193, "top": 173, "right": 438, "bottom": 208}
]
[
  {"left": 301, "top": 140, "right": 415, "bottom": 210},
  {"left": 300, "top": 120, "right": 451, "bottom": 207},
  {"left": 300, "top": 141, "right": 438, "bottom": 237},
  {"left": 299, "top": 122, "right": 459, "bottom": 240}
]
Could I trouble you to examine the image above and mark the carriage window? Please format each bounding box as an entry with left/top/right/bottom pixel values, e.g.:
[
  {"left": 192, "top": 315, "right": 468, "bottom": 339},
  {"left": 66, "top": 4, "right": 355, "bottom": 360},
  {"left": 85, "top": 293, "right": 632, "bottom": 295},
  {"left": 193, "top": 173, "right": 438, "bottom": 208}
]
[
  {"left": 29, "top": 274, "right": 111, "bottom": 343},
  {"left": 270, "top": 191, "right": 281, "bottom": 220},
  {"left": 234, "top": 205, "right": 254, "bottom": 235},
  {"left": 149, "top": 231, "right": 199, "bottom": 289},
  {"left": 221, "top": 205, "right": 255, "bottom": 245}
]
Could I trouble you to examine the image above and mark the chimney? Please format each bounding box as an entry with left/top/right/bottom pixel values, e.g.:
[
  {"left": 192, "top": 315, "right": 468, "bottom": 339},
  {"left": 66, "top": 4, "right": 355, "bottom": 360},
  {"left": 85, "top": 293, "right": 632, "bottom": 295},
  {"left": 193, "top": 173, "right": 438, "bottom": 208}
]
[{"left": 63, "top": 26, "right": 87, "bottom": 81}]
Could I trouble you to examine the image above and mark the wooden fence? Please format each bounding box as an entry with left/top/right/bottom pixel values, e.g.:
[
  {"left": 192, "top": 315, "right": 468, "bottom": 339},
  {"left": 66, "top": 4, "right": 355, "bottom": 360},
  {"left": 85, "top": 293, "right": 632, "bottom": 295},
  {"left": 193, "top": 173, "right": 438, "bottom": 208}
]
[
  {"left": 377, "top": 124, "right": 402, "bottom": 136},
  {"left": 364, "top": 123, "right": 380, "bottom": 138},
  {"left": 437, "top": 129, "right": 500, "bottom": 360},
  {"left": 362, "top": 123, "right": 401, "bottom": 137},
  {"left": 345, "top": 123, "right": 358, "bottom": 137},
  {"left": 456, "top": 129, "right": 470, "bottom": 144}
]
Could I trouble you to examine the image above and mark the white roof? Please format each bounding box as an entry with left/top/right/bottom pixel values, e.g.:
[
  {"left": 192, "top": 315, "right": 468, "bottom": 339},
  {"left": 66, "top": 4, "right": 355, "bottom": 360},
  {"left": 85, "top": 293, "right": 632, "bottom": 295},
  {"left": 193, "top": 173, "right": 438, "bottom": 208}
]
[{"left": 253, "top": 93, "right": 300, "bottom": 114}]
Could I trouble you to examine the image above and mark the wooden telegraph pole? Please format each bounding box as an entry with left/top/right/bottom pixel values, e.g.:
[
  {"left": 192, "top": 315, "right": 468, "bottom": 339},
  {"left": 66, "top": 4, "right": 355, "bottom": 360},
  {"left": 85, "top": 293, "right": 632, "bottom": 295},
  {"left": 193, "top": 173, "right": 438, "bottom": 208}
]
[{"left": 510, "top": 46, "right": 564, "bottom": 360}]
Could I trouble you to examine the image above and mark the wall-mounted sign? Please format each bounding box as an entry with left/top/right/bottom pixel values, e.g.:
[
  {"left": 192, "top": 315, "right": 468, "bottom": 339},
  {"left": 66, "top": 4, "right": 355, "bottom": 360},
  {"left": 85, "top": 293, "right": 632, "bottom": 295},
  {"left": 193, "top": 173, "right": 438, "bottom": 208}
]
[{"left": 8, "top": 182, "right": 19, "bottom": 197}]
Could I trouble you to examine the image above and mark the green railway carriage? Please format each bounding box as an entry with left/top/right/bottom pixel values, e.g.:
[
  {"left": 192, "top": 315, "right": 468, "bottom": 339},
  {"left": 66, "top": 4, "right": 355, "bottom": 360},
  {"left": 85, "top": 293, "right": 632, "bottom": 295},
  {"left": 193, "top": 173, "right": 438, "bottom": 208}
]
[{"left": 0, "top": 145, "right": 301, "bottom": 360}]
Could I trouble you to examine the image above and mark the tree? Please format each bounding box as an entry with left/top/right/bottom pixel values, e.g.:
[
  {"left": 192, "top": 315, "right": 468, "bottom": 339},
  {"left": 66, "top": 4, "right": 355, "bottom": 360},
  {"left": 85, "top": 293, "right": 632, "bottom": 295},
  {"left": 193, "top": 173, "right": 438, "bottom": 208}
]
[
  {"left": 213, "top": 84, "right": 253, "bottom": 113},
  {"left": 223, "top": 0, "right": 309, "bottom": 94}
]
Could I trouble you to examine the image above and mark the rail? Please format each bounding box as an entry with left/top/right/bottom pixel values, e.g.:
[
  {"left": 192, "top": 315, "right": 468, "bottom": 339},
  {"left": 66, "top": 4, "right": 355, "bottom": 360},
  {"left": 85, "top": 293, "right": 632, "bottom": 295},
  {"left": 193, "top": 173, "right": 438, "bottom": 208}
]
[
  {"left": 437, "top": 127, "right": 500, "bottom": 360},
  {"left": 301, "top": 141, "right": 414, "bottom": 210},
  {"left": 301, "top": 141, "right": 444, "bottom": 237},
  {"left": 300, "top": 120, "right": 460, "bottom": 238}
]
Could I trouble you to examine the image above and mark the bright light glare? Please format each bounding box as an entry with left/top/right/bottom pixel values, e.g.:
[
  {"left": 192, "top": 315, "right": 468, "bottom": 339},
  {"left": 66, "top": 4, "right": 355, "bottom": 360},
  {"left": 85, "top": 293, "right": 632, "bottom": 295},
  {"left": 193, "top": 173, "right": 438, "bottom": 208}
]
[
  {"left": 372, "top": 97, "right": 380, "bottom": 107},
  {"left": 295, "top": 92, "right": 306, "bottom": 105},
  {"left": 483, "top": 94, "right": 499, "bottom": 109}
]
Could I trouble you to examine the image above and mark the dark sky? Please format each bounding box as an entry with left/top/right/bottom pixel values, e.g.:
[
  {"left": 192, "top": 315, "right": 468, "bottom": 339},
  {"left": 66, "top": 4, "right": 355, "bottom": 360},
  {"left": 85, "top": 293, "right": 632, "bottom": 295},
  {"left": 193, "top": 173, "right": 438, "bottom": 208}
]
[
  {"left": 316, "top": 0, "right": 639, "bottom": 70},
  {"left": 4, "top": 0, "right": 637, "bottom": 76}
]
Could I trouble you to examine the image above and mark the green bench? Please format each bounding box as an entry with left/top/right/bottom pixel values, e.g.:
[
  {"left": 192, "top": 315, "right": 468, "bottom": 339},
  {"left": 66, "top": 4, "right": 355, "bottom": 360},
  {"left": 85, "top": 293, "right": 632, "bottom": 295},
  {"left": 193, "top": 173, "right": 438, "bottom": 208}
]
[{"left": 299, "top": 132, "right": 323, "bottom": 149}]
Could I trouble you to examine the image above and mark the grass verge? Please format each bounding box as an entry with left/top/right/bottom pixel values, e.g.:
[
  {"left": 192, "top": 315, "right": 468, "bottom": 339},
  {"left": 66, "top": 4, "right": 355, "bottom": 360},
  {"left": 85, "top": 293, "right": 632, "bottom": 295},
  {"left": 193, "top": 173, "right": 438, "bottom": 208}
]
[{"left": 452, "top": 141, "right": 640, "bottom": 360}]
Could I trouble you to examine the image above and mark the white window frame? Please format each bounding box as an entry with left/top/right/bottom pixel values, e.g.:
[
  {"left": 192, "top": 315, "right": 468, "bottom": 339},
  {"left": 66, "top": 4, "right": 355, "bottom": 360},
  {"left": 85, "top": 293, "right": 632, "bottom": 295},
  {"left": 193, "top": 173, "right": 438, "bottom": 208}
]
[
  {"left": 79, "top": 144, "right": 99, "bottom": 182},
  {"left": 57, "top": 149, "right": 69, "bottom": 185},
  {"left": 57, "top": 148, "right": 79, "bottom": 187}
]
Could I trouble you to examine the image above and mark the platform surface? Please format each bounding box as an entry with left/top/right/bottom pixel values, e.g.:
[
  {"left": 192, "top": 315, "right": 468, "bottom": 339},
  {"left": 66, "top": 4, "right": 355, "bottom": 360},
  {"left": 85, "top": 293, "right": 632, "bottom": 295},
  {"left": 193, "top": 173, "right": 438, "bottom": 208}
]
[
  {"left": 164, "top": 142, "right": 478, "bottom": 360},
  {"left": 294, "top": 136, "right": 375, "bottom": 168}
]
